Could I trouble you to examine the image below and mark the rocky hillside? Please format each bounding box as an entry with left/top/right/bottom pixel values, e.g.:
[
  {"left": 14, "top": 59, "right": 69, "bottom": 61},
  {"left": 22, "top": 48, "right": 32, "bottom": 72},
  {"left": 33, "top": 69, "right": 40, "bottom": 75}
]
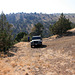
[
  {"left": 0, "top": 28, "right": 75, "bottom": 75},
  {"left": 6, "top": 13, "right": 75, "bottom": 37}
]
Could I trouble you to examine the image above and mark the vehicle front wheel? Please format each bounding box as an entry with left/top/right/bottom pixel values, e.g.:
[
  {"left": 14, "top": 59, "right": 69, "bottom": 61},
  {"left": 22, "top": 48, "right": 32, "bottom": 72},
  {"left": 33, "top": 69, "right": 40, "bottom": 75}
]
[{"left": 31, "top": 45, "right": 33, "bottom": 48}]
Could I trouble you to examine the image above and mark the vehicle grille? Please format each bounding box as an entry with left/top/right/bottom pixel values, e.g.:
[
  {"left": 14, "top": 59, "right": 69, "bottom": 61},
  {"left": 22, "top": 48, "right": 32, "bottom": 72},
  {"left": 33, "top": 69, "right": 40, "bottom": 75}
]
[{"left": 34, "top": 41, "right": 38, "bottom": 43}]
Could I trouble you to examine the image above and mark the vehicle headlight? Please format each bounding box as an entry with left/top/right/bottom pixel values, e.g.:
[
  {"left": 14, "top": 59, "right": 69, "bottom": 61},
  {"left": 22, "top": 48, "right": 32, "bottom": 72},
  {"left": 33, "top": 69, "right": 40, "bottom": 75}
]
[{"left": 31, "top": 42, "right": 34, "bottom": 44}]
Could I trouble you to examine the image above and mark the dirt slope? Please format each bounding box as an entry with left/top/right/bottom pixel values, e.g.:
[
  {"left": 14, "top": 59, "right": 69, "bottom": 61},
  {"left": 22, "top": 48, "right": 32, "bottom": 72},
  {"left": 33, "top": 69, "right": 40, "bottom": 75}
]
[{"left": 0, "top": 30, "right": 75, "bottom": 75}]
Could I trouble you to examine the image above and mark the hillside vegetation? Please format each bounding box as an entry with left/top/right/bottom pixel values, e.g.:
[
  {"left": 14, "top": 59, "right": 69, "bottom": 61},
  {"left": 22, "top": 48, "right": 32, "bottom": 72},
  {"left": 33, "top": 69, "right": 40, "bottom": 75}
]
[{"left": 6, "top": 13, "right": 75, "bottom": 37}]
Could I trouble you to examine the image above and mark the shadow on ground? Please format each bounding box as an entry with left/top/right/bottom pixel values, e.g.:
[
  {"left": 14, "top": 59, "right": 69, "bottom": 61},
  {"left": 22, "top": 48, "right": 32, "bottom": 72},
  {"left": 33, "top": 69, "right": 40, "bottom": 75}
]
[
  {"left": 9, "top": 46, "right": 18, "bottom": 53},
  {"left": 32, "top": 45, "right": 47, "bottom": 48},
  {"left": 0, "top": 51, "right": 15, "bottom": 58},
  {"left": 64, "top": 32, "right": 75, "bottom": 36},
  {"left": 0, "top": 46, "right": 19, "bottom": 58},
  {"left": 6, "top": 52, "right": 15, "bottom": 57}
]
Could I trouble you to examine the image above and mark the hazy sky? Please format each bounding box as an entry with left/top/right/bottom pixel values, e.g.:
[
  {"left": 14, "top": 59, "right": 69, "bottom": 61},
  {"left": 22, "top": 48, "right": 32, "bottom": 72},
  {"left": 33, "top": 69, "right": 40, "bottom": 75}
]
[{"left": 0, "top": 0, "right": 75, "bottom": 14}]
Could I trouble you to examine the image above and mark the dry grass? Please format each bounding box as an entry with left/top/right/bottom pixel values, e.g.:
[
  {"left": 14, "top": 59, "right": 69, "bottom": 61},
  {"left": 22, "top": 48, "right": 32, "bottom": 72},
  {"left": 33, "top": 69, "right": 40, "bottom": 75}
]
[{"left": 0, "top": 29, "right": 75, "bottom": 75}]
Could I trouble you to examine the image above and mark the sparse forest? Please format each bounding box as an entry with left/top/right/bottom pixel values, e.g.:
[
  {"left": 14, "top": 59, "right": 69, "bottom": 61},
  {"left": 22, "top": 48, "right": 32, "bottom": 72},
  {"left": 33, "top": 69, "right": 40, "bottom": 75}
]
[{"left": 6, "top": 13, "right": 75, "bottom": 38}]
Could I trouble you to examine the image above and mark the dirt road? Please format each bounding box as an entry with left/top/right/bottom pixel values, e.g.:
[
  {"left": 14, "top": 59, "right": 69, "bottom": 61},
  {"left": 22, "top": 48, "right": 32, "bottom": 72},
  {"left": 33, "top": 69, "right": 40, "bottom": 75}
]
[{"left": 0, "top": 35, "right": 75, "bottom": 75}]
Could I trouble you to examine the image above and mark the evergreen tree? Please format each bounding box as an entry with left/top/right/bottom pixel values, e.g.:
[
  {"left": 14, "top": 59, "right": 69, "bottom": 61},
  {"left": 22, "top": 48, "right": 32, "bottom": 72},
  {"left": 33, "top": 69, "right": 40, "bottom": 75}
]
[
  {"left": 31, "top": 23, "right": 44, "bottom": 37},
  {"left": 50, "top": 13, "right": 71, "bottom": 35},
  {"left": 0, "top": 12, "right": 13, "bottom": 52}
]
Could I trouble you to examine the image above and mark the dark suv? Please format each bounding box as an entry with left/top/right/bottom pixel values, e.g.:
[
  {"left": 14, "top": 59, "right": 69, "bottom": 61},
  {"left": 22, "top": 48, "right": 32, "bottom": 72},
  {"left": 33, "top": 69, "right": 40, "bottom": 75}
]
[{"left": 31, "top": 36, "right": 42, "bottom": 47}]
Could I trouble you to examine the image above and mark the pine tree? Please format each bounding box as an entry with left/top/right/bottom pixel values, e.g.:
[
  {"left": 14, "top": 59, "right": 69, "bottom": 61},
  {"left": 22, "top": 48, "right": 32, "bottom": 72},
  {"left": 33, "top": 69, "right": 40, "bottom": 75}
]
[
  {"left": 31, "top": 23, "right": 44, "bottom": 37},
  {"left": 50, "top": 13, "right": 71, "bottom": 35},
  {"left": 0, "top": 12, "right": 13, "bottom": 52}
]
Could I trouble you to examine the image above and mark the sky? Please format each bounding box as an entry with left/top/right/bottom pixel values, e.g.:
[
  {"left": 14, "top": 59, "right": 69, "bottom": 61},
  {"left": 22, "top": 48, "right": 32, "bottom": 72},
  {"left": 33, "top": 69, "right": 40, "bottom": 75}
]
[{"left": 0, "top": 0, "right": 75, "bottom": 14}]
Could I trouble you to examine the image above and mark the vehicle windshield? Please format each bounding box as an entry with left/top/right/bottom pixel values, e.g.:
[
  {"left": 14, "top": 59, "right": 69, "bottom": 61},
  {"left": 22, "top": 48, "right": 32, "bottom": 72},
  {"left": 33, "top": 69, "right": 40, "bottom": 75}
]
[{"left": 32, "top": 37, "right": 42, "bottom": 40}]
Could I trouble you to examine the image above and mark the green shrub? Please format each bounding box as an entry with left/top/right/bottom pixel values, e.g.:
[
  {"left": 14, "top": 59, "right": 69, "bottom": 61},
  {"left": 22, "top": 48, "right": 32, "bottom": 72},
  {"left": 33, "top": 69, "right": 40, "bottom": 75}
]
[
  {"left": 15, "top": 32, "right": 27, "bottom": 42},
  {"left": 21, "top": 35, "right": 32, "bottom": 42}
]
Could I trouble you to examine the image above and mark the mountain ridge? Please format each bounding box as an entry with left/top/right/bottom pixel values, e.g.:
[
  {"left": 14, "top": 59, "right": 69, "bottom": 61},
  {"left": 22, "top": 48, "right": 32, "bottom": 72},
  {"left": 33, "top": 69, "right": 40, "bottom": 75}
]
[{"left": 6, "top": 13, "right": 75, "bottom": 37}]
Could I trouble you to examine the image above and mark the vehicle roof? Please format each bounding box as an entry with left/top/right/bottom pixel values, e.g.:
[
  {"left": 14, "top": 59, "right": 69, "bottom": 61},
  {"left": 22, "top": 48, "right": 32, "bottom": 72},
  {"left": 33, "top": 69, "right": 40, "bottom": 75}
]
[{"left": 32, "top": 36, "right": 41, "bottom": 37}]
